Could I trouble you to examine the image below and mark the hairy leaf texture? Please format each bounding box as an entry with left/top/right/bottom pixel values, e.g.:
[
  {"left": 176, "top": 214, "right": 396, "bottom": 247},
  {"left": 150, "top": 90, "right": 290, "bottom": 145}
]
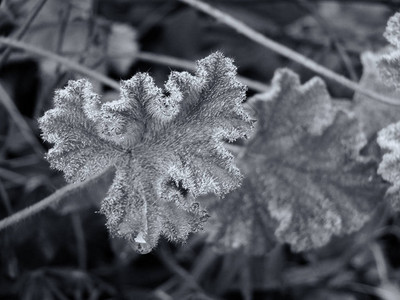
[
  {"left": 206, "top": 69, "right": 385, "bottom": 255},
  {"left": 39, "top": 52, "right": 253, "bottom": 254},
  {"left": 377, "top": 12, "right": 400, "bottom": 89}
]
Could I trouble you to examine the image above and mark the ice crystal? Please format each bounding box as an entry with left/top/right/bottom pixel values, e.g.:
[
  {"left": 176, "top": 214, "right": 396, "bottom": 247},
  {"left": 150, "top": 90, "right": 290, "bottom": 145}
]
[
  {"left": 207, "top": 69, "right": 385, "bottom": 255},
  {"left": 39, "top": 52, "right": 253, "bottom": 253}
]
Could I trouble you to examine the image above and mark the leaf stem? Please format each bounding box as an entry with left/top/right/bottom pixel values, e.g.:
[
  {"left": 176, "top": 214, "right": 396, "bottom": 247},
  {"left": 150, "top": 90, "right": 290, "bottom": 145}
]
[
  {"left": 0, "top": 37, "right": 120, "bottom": 91},
  {"left": 179, "top": 0, "right": 400, "bottom": 105},
  {"left": 0, "top": 167, "right": 115, "bottom": 232}
]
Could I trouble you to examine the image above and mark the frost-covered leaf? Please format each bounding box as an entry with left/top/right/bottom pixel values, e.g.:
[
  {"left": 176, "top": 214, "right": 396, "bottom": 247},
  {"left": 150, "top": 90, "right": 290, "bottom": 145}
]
[
  {"left": 39, "top": 52, "right": 253, "bottom": 253},
  {"left": 353, "top": 51, "right": 400, "bottom": 139},
  {"left": 206, "top": 69, "right": 385, "bottom": 255},
  {"left": 378, "top": 12, "right": 400, "bottom": 90},
  {"left": 377, "top": 123, "right": 400, "bottom": 211}
]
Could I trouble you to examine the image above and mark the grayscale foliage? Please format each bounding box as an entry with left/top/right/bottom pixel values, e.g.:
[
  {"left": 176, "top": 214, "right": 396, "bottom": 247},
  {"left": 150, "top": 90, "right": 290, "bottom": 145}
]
[{"left": 39, "top": 52, "right": 253, "bottom": 253}]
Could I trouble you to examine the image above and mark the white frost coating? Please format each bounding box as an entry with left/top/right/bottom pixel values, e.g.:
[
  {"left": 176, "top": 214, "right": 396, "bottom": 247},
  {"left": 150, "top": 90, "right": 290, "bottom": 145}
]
[{"left": 39, "top": 52, "right": 253, "bottom": 254}]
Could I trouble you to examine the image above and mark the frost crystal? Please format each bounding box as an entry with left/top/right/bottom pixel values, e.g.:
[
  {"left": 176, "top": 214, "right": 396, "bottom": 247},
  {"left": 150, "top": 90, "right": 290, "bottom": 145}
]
[
  {"left": 39, "top": 52, "right": 253, "bottom": 254},
  {"left": 206, "top": 69, "right": 385, "bottom": 255}
]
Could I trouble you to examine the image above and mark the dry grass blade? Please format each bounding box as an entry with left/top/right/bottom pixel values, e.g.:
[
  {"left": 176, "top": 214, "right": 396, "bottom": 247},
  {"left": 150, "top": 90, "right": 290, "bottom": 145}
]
[
  {"left": 136, "top": 51, "right": 270, "bottom": 92},
  {"left": 0, "top": 0, "right": 48, "bottom": 68},
  {"left": 0, "top": 38, "right": 120, "bottom": 91},
  {"left": 0, "top": 83, "right": 44, "bottom": 156},
  {"left": 179, "top": 0, "right": 400, "bottom": 105},
  {"left": 0, "top": 167, "right": 115, "bottom": 232}
]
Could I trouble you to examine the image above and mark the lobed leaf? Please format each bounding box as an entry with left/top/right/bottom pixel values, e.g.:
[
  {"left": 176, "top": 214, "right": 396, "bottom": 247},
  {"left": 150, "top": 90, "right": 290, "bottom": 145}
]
[
  {"left": 207, "top": 69, "right": 386, "bottom": 255},
  {"left": 377, "top": 123, "right": 400, "bottom": 211},
  {"left": 39, "top": 52, "right": 253, "bottom": 253},
  {"left": 377, "top": 13, "right": 400, "bottom": 90}
]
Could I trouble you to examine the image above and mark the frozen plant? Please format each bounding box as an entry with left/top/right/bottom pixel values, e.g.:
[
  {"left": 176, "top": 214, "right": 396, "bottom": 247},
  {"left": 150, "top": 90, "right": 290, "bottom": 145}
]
[
  {"left": 206, "top": 69, "right": 386, "bottom": 255},
  {"left": 39, "top": 52, "right": 253, "bottom": 254}
]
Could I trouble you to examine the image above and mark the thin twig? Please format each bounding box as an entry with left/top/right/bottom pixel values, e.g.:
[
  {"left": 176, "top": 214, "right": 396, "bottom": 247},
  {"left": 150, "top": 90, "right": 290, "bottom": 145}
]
[
  {"left": 71, "top": 213, "right": 87, "bottom": 270},
  {"left": 0, "top": 38, "right": 120, "bottom": 91},
  {"left": 0, "top": 167, "right": 115, "bottom": 232},
  {"left": 136, "top": 51, "right": 270, "bottom": 92},
  {"left": 157, "top": 244, "right": 214, "bottom": 300},
  {"left": 0, "top": 83, "right": 45, "bottom": 156},
  {"left": 179, "top": 0, "right": 400, "bottom": 105},
  {"left": 137, "top": 51, "right": 195, "bottom": 70},
  {"left": 33, "top": 3, "right": 96, "bottom": 118},
  {"left": 176, "top": 247, "right": 218, "bottom": 296},
  {"left": 0, "top": 0, "right": 48, "bottom": 68},
  {"left": 0, "top": 179, "right": 12, "bottom": 215},
  {"left": 0, "top": 167, "right": 27, "bottom": 185},
  {"left": 158, "top": 245, "right": 202, "bottom": 290},
  {"left": 4, "top": 154, "right": 40, "bottom": 168},
  {"left": 297, "top": 0, "right": 358, "bottom": 81},
  {"left": 370, "top": 243, "right": 389, "bottom": 283},
  {"left": 136, "top": 2, "right": 177, "bottom": 39},
  {"left": 32, "top": 3, "right": 72, "bottom": 119},
  {"left": 154, "top": 290, "right": 174, "bottom": 300}
]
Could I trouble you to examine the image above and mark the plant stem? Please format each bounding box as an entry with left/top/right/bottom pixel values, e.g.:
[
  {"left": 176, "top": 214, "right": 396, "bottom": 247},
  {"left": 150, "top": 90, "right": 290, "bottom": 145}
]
[
  {"left": 0, "top": 36, "right": 269, "bottom": 93},
  {"left": 157, "top": 243, "right": 214, "bottom": 300},
  {"left": 0, "top": 179, "right": 12, "bottom": 215},
  {"left": 0, "top": 167, "right": 115, "bottom": 232},
  {"left": 296, "top": 0, "right": 358, "bottom": 81},
  {"left": 179, "top": 0, "right": 400, "bottom": 105},
  {"left": 0, "top": 0, "right": 48, "bottom": 69},
  {"left": 0, "top": 83, "right": 45, "bottom": 156},
  {"left": 136, "top": 51, "right": 270, "bottom": 92},
  {"left": 0, "top": 37, "right": 120, "bottom": 91},
  {"left": 71, "top": 213, "right": 87, "bottom": 270}
]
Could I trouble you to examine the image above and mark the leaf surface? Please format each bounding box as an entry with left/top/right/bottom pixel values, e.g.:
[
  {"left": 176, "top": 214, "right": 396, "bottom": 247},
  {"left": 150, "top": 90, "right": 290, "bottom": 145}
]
[
  {"left": 39, "top": 52, "right": 253, "bottom": 253},
  {"left": 377, "top": 13, "right": 400, "bottom": 90},
  {"left": 207, "top": 69, "right": 385, "bottom": 254}
]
